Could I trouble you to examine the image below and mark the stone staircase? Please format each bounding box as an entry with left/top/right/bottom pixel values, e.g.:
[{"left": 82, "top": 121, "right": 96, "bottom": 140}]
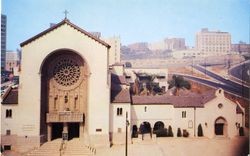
[
  {"left": 63, "top": 138, "right": 94, "bottom": 156},
  {"left": 26, "top": 139, "right": 62, "bottom": 156},
  {"left": 26, "top": 138, "right": 94, "bottom": 156}
]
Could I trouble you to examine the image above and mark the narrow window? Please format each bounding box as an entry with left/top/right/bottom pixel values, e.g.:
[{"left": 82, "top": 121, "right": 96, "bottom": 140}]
[
  {"left": 117, "top": 108, "right": 120, "bottom": 116},
  {"left": 10, "top": 109, "right": 12, "bottom": 117},
  {"left": 182, "top": 111, "right": 186, "bottom": 118},
  {"left": 118, "top": 128, "right": 122, "bottom": 133},
  {"left": 6, "top": 110, "right": 9, "bottom": 118},
  {"left": 119, "top": 108, "right": 123, "bottom": 115},
  {"left": 117, "top": 108, "right": 123, "bottom": 116},
  {"left": 6, "top": 130, "right": 11, "bottom": 135},
  {"left": 6, "top": 109, "right": 12, "bottom": 118},
  {"left": 144, "top": 106, "right": 147, "bottom": 112}
]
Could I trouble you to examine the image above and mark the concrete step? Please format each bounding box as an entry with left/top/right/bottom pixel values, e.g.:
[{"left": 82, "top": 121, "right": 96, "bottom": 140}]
[
  {"left": 63, "top": 138, "right": 94, "bottom": 156},
  {"left": 26, "top": 139, "right": 62, "bottom": 156}
]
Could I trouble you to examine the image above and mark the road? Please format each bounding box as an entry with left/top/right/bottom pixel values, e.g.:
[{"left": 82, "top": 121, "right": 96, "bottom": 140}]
[
  {"left": 173, "top": 73, "right": 244, "bottom": 98},
  {"left": 187, "top": 65, "right": 250, "bottom": 99},
  {"left": 229, "top": 61, "right": 250, "bottom": 83}
]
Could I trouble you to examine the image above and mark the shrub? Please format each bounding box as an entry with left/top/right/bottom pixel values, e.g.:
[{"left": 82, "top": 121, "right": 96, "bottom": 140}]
[
  {"left": 183, "top": 129, "right": 189, "bottom": 137},
  {"left": 198, "top": 124, "right": 203, "bottom": 137},
  {"left": 155, "top": 128, "right": 168, "bottom": 137},
  {"left": 177, "top": 128, "right": 182, "bottom": 137},
  {"left": 239, "top": 127, "right": 244, "bottom": 136},
  {"left": 168, "top": 125, "right": 174, "bottom": 137}
]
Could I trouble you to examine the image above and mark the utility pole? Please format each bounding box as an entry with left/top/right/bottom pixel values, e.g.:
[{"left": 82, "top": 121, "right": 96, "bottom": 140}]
[
  {"left": 125, "top": 112, "right": 129, "bottom": 156},
  {"left": 204, "top": 57, "right": 207, "bottom": 78}
]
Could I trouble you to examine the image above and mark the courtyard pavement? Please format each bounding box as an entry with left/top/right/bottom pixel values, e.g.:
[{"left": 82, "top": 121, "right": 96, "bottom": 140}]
[
  {"left": 96, "top": 137, "right": 249, "bottom": 156},
  {"left": 1, "top": 137, "right": 248, "bottom": 156}
]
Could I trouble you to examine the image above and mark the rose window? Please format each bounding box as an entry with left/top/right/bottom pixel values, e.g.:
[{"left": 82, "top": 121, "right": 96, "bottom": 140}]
[{"left": 53, "top": 58, "right": 81, "bottom": 86}]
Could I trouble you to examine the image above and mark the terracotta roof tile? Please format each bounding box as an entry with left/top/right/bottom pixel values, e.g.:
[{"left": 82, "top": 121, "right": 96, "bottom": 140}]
[
  {"left": 1, "top": 88, "right": 18, "bottom": 104},
  {"left": 111, "top": 89, "right": 131, "bottom": 103},
  {"left": 20, "top": 19, "right": 110, "bottom": 48},
  {"left": 236, "top": 105, "right": 244, "bottom": 114},
  {"left": 132, "top": 95, "right": 205, "bottom": 107},
  {"left": 111, "top": 74, "right": 128, "bottom": 85}
]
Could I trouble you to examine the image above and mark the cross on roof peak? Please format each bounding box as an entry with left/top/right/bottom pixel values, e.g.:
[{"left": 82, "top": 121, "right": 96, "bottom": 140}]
[{"left": 63, "top": 10, "right": 69, "bottom": 19}]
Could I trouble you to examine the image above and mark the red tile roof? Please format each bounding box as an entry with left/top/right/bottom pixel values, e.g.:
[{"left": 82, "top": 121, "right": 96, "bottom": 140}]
[
  {"left": 1, "top": 88, "right": 18, "bottom": 104},
  {"left": 111, "top": 89, "right": 131, "bottom": 103},
  {"left": 20, "top": 19, "right": 111, "bottom": 48},
  {"left": 236, "top": 105, "right": 244, "bottom": 114},
  {"left": 111, "top": 74, "right": 128, "bottom": 85},
  {"left": 132, "top": 95, "right": 205, "bottom": 107}
]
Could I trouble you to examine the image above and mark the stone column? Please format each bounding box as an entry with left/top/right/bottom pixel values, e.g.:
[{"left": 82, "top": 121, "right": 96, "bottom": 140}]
[
  {"left": 47, "top": 123, "right": 52, "bottom": 141},
  {"left": 80, "top": 122, "right": 84, "bottom": 139},
  {"left": 63, "top": 122, "right": 68, "bottom": 140}
]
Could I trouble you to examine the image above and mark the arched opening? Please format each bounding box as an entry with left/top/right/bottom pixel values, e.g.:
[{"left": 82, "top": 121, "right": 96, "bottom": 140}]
[
  {"left": 153, "top": 121, "right": 165, "bottom": 131},
  {"left": 40, "top": 49, "right": 89, "bottom": 142},
  {"left": 214, "top": 117, "right": 227, "bottom": 136},
  {"left": 139, "top": 121, "right": 151, "bottom": 134},
  {"left": 132, "top": 125, "right": 138, "bottom": 138}
]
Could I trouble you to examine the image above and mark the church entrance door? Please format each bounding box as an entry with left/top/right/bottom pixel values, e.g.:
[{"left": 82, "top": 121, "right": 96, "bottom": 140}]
[
  {"left": 68, "top": 122, "right": 80, "bottom": 140},
  {"left": 52, "top": 123, "right": 63, "bottom": 140}
]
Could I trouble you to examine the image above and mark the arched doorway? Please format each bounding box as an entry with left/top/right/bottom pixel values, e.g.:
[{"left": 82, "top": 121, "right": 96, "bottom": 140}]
[
  {"left": 214, "top": 117, "right": 227, "bottom": 136},
  {"left": 139, "top": 122, "right": 152, "bottom": 134},
  {"left": 132, "top": 125, "right": 138, "bottom": 138},
  {"left": 40, "top": 50, "right": 89, "bottom": 142},
  {"left": 153, "top": 121, "right": 165, "bottom": 131}
]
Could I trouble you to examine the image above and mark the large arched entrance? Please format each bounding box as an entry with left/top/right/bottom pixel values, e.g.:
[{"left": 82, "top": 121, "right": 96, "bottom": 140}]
[
  {"left": 153, "top": 121, "right": 165, "bottom": 131},
  {"left": 139, "top": 122, "right": 152, "bottom": 134},
  {"left": 214, "top": 117, "right": 227, "bottom": 136},
  {"left": 40, "top": 50, "right": 89, "bottom": 142}
]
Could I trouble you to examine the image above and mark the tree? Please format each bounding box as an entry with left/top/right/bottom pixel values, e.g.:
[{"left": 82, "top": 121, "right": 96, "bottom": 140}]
[
  {"left": 177, "top": 128, "right": 182, "bottom": 137},
  {"left": 133, "top": 77, "right": 140, "bottom": 95},
  {"left": 133, "top": 71, "right": 163, "bottom": 95},
  {"left": 198, "top": 124, "right": 203, "bottom": 137},
  {"left": 239, "top": 127, "right": 244, "bottom": 136},
  {"left": 168, "top": 75, "right": 191, "bottom": 96},
  {"left": 168, "top": 125, "right": 173, "bottom": 137}
]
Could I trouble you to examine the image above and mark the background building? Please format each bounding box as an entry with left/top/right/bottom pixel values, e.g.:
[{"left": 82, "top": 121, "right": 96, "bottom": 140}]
[
  {"left": 164, "top": 38, "right": 186, "bottom": 51},
  {"left": 195, "top": 28, "right": 231, "bottom": 56},
  {"left": 1, "top": 14, "right": 7, "bottom": 70},
  {"left": 148, "top": 38, "right": 186, "bottom": 51},
  {"left": 5, "top": 50, "right": 20, "bottom": 72},
  {"left": 103, "top": 36, "right": 121, "bottom": 65},
  {"left": 231, "top": 41, "right": 250, "bottom": 54}
]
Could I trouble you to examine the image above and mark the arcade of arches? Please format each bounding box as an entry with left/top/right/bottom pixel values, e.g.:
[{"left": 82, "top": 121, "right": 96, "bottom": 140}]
[{"left": 40, "top": 50, "right": 88, "bottom": 141}]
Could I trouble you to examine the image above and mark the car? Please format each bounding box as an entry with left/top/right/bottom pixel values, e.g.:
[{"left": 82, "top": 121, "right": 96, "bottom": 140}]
[{"left": 223, "top": 75, "right": 229, "bottom": 80}]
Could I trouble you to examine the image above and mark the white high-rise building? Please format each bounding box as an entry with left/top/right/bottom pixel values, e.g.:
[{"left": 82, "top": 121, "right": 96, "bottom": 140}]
[{"left": 196, "top": 28, "right": 231, "bottom": 56}]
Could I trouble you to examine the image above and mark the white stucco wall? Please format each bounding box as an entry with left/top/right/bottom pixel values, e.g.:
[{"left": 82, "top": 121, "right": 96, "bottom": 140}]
[
  {"left": 19, "top": 23, "right": 110, "bottom": 138},
  {"left": 196, "top": 90, "right": 238, "bottom": 138},
  {"left": 1, "top": 105, "right": 19, "bottom": 135},
  {"left": 131, "top": 104, "right": 174, "bottom": 130},
  {"left": 110, "top": 103, "right": 131, "bottom": 133},
  {"left": 173, "top": 108, "right": 195, "bottom": 137}
]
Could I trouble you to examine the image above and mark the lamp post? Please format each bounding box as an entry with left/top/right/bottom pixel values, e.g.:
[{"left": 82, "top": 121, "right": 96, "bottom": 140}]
[
  {"left": 192, "top": 56, "right": 195, "bottom": 75},
  {"left": 204, "top": 57, "right": 207, "bottom": 78},
  {"left": 227, "top": 52, "right": 231, "bottom": 75},
  {"left": 125, "top": 112, "right": 129, "bottom": 156}
]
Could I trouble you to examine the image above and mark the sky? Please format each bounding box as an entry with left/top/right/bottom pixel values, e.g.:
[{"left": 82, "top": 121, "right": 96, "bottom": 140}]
[{"left": 2, "top": 0, "right": 250, "bottom": 51}]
